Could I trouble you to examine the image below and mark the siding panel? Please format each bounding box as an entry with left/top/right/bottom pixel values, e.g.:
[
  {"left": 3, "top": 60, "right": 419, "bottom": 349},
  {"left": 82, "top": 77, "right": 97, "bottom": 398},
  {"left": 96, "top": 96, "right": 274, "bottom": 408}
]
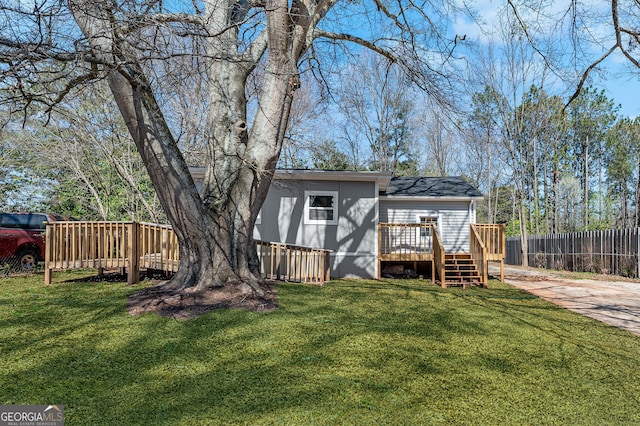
[{"left": 256, "top": 180, "right": 378, "bottom": 278}]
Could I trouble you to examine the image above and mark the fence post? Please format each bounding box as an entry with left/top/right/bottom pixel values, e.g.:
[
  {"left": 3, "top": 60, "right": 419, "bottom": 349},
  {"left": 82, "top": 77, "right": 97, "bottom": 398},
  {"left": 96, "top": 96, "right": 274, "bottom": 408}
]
[{"left": 637, "top": 228, "right": 640, "bottom": 278}]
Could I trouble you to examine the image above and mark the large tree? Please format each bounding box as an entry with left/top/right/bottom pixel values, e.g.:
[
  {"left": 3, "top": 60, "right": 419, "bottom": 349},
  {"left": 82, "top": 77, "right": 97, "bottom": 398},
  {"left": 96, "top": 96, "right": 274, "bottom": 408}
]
[{"left": 1, "top": 1, "right": 461, "bottom": 296}]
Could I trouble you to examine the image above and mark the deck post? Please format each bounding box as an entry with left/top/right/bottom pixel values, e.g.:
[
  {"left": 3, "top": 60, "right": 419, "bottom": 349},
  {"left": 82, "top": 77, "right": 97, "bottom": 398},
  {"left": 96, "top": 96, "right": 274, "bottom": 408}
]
[
  {"left": 431, "top": 260, "right": 435, "bottom": 285},
  {"left": 377, "top": 223, "right": 382, "bottom": 279},
  {"left": 127, "top": 222, "right": 140, "bottom": 285},
  {"left": 501, "top": 224, "right": 506, "bottom": 282},
  {"left": 44, "top": 222, "right": 53, "bottom": 285},
  {"left": 324, "top": 251, "right": 331, "bottom": 283}
]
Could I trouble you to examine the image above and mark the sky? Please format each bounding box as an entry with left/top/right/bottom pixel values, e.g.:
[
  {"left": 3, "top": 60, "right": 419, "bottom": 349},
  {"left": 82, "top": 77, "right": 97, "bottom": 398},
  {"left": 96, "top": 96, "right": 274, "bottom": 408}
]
[
  {"left": 453, "top": 0, "right": 640, "bottom": 118},
  {"left": 598, "top": 61, "right": 640, "bottom": 118}
]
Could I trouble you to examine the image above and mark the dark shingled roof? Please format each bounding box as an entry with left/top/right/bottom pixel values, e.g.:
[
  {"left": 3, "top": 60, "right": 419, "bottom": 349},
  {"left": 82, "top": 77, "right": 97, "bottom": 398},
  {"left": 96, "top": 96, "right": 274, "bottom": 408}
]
[{"left": 382, "top": 176, "right": 484, "bottom": 198}]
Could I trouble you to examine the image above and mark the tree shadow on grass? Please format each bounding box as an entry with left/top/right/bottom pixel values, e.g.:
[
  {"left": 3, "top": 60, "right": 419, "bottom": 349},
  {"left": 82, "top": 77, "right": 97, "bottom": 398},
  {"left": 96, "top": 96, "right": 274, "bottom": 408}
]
[{"left": 2, "top": 278, "right": 640, "bottom": 424}]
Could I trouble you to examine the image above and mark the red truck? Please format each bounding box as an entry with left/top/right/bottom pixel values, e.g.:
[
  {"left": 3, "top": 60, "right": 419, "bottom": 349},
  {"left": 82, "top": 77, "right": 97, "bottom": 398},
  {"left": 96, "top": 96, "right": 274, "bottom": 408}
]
[{"left": 0, "top": 213, "right": 67, "bottom": 271}]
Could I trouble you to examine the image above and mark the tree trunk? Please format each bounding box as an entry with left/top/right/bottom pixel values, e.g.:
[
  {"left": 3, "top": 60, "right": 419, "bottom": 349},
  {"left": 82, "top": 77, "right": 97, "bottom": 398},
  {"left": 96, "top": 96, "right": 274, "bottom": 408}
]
[
  {"left": 518, "top": 190, "right": 529, "bottom": 267},
  {"left": 69, "top": 0, "right": 308, "bottom": 296},
  {"left": 635, "top": 158, "right": 640, "bottom": 227},
  {"left": 583, "top": 137, "right": 589, "bottom": 230}
]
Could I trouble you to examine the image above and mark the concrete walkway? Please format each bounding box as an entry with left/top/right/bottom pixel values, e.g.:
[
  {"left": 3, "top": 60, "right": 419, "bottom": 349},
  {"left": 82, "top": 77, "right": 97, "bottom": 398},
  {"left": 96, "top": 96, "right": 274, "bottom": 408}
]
[{"left": 493, "top": 265, "right": 640, "bottom": 336}]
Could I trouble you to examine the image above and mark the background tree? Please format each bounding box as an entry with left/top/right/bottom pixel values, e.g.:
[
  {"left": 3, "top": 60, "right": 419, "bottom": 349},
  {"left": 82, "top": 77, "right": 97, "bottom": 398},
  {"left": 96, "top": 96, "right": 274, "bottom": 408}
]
[
  {"left": 604, "top": 117, "right": 640, "bottom": 227},
  {"left": 470, "top": 8, "right": 555, "bottom": 265},
  {"left": 465, "top": 85, "right": 507, "bottom": 225},
  {"left": 278, "top": 77, "right": 328, "bottom": 169},
  {"left": 337, "top": 54, "right": 421, "bottom": 176},
  {"left": 565, "top": 87, "right": 618, "bottom": 230},
  {"left": 418, "top": 107, "right": 458, "bottom": 177},
  {"left": 310, "top": 140, "right": 354, "bottom": 171},
  {"left": 2, "top": 84, "right": 164, "bottom": 221}
]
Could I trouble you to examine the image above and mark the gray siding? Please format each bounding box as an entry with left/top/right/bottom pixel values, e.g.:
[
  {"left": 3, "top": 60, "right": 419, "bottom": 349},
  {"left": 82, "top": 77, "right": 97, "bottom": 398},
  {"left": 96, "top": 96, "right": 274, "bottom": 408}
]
[
  {"left": 255, "top": 179, "right": 378, "bottom": 278},
  {"left": 379, "top": 199, "right": 472, "bottom": 252}
]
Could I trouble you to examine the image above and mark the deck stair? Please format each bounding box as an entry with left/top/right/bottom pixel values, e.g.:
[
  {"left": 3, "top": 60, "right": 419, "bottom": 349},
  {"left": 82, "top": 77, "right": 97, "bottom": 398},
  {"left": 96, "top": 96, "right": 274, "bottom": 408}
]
[{"left": 443, "top": 253, "right": 483, "bottom": 288}]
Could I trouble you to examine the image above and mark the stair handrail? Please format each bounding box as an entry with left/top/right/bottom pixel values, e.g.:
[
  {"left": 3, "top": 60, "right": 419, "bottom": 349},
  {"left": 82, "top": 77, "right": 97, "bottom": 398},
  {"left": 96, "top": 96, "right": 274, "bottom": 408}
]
[
  {"left": 470, "top": 224, "right": 488, "bottom": 286},
  {"left": 432, "top": 224, "right": 446, "bottom": 288}
]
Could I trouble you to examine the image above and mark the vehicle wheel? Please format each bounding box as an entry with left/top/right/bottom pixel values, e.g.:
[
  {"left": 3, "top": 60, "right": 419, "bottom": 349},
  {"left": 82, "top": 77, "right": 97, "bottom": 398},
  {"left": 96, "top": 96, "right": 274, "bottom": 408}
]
[{"left": 17, "top": 250, "right": 39, "bottom": 271}]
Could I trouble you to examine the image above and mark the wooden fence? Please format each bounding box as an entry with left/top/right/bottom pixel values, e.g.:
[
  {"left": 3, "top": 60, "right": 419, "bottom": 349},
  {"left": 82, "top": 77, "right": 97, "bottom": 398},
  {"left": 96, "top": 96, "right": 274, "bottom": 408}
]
[
  {"left": 506, "top": 228, "right": 640, "bottom": 277},
  {"left": 45, "top": 221, "right": 331, "bottom": 285}
]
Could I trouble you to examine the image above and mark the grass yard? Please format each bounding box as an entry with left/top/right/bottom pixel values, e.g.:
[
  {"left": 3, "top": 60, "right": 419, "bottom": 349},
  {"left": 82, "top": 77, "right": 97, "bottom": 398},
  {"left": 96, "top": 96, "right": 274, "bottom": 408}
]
[{"left": 1, "top": 273, "right": 640, "bottom": 425}]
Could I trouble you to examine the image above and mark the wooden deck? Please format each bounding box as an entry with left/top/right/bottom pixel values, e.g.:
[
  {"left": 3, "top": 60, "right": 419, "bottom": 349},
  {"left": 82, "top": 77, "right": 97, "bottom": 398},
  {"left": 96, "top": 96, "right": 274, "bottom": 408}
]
[
  {"left": 44, "top": 220, "right": 504, "bottom": 287},
  {"left": 378, "top": 223, "right": 434, "bottom": 262},
  {"left": 44, "top": 221, "right": 331, "bottom": 285},
  {"left": 378, "top": 223, "right": 506, "bottom": 287}
]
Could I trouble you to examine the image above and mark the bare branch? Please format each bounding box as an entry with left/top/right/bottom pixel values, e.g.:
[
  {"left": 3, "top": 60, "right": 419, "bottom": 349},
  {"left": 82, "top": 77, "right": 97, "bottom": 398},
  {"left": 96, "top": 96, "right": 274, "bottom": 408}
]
[
  {"left": 44, "top": 69, "right": 100, "bottom": 121},
  {"left": 565, "top": 44, "right": 617, "bottom": 108},
  {"left": 372, "top": 0, "right": 409, "bottom": 32},
  {"left": 566, "top": 0, "right": 640, "bottom": 107},
  {"left": 242, "top": 29, "right": 268, "bottom": 69},
  {"left": 312, "top": 29, "right": 397, "bottom": 64},
  {"left": 506, "top": 0, "right": 557, "bottom": 75},
  {"left": 138, "top": 13, "right": 205, "bottom": 27}
]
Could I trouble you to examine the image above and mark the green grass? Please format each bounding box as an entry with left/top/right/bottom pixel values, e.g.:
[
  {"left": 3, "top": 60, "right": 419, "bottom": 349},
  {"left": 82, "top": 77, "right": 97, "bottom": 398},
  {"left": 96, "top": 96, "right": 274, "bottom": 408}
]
[{"left": 1, "top": 273, "right": 640, "bottom": 425}]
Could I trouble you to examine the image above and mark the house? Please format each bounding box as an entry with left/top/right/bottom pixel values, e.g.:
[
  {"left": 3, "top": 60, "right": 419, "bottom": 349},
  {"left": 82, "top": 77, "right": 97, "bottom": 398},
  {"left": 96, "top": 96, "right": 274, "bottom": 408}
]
[{"left": 191, "top": 169, "right": 505, "bottom": 286}]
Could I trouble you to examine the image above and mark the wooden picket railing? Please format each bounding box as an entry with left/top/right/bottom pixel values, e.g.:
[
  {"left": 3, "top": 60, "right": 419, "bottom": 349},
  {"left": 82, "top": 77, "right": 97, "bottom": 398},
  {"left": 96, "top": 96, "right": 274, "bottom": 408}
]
[
  {"left": 378, "top": 223, "right": 434, "bottom": 261},
  {"left": 44, "top": 221, "right": 139, "bottom": 284},
  {"left": 256, "top": 241, "right": 331, "bottom": 284},
  {"left": 44, "top": 221, "right": 331, "bottom": 285},
  {"left": 471, "top": 224, "right": 506, "bottom": 281},
  {"left": 137, "top": 222, "right": 179, "bottom": 273},
  {"left": 469, "top": 225, "right": 489, "bottom": 286}
]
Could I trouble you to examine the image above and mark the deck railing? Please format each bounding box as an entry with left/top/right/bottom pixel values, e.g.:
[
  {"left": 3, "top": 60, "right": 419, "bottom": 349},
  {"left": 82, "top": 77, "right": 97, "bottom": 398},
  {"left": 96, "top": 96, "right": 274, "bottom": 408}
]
[
  {"left": 44, "top": 221, "right": 138, "bottom": 284},
  {"left": 256, "top": 241, "right": 331, "bottom": 285},
  {"left": 471, "top": 224, "right": 506, "bottom": 281},
  {"left": 473, "top": 224, "right": 506, "bottom": 259},
  {"left": 137, "top": 222, "right": 180, "bottom": 274},
  {"left": 378, "top": 223, "right": 434, "bottom": 261},
  {"left": 470, "top": 224, "right": 489, "bottom": 286},
  {"left": 378, "top": 222, "right": 505, "bottom": 285},
  {"left": 45, "top": 221, "right": 331, "bottom": 285}
]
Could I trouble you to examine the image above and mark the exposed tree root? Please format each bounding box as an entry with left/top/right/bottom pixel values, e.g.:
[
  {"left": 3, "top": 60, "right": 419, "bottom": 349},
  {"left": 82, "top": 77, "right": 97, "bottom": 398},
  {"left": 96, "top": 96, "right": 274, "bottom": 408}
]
[{"left": 127, "top": 279, "right": 278, "bottom": 320}]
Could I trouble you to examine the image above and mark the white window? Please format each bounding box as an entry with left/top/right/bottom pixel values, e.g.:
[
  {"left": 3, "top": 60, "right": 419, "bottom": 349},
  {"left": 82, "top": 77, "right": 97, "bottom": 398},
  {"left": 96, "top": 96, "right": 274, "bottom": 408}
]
[
  {"left": 418, "top": 216, "right": 438, "bottom": 237},
  {"left": 304, "top": 191, "right": 339, "bottom": 225}
]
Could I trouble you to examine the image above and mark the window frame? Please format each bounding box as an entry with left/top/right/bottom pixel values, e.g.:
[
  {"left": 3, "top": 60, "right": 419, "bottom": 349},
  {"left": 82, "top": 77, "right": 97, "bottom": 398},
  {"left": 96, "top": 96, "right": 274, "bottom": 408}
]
[
  {"left": 304, "top": 190, "right": 339, "bottom": 225},
  {"left": 417, "top": 215, "right": 439, "bottom": 238}
]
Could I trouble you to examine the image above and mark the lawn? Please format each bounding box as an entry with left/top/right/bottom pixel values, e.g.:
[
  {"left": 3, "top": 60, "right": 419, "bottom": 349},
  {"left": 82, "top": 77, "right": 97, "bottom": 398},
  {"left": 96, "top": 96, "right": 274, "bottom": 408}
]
[{"left": 1, "top": 273, "right": 639, "bottom": 425}]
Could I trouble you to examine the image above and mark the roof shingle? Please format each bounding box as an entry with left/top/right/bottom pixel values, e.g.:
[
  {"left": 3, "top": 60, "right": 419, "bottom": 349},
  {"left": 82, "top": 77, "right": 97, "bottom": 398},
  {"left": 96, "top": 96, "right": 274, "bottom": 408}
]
[{"left": 382, "top": 176, "right": 483, "bottom": 198}]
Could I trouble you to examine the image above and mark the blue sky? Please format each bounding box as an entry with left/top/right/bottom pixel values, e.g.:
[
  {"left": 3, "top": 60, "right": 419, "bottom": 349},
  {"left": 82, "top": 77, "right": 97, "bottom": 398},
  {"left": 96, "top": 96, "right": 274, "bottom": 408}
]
[
  {"left": 598, "top": 62, "right": 640, "bottom": 118},
  {"left": 452, "top": 0, "right": 640, "bottom": 118}
]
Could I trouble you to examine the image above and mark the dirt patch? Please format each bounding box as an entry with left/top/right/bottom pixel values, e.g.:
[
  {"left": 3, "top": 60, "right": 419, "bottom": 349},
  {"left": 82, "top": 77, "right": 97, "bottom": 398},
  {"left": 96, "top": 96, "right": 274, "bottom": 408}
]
[
  {"left": 504, "top": 275, "right": 562, "bottom": 283},
  {"left": 503, "top": 274, "right": 558, "bottom": 283},
  {"left": 127, "top": 280, "right": 278, "bottom": 320}
]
